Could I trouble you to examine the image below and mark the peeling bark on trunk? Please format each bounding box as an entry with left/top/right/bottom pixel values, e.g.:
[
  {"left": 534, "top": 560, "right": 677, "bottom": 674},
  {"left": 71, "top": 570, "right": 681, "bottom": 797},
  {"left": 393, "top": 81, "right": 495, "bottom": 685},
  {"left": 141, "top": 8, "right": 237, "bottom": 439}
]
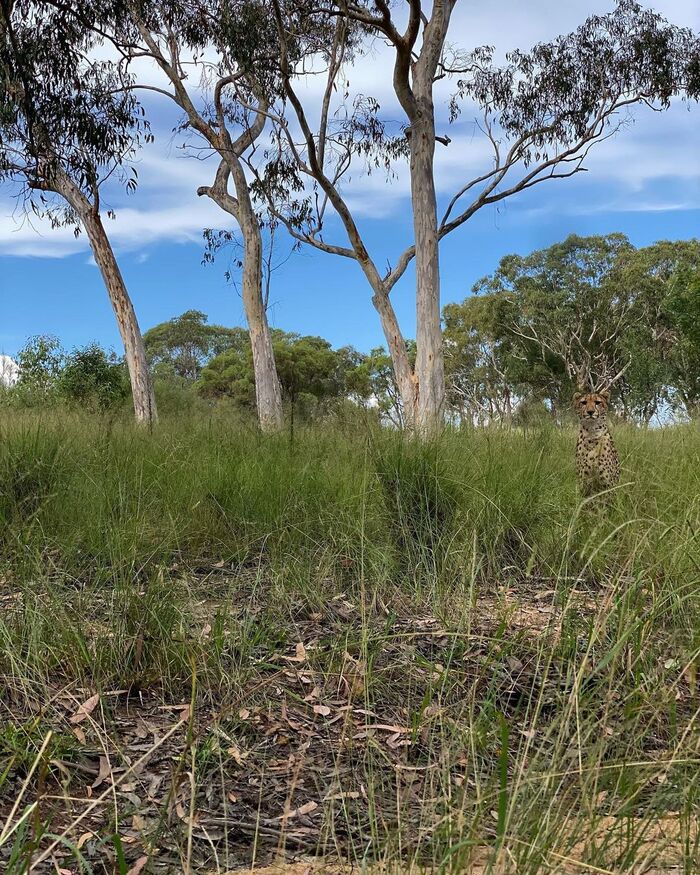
[
  {"left": 243, "top": 222, "right": 284, "bottom": 432},
  {"left": 55, "top": 173, "right": 157, "bottom": 425},
  {"left": 81, "top": 211, "right": 157, "bottom": 425},
  {"left": 397, "top": 0, "right": 454, "bottom": 439},
  {"left": 230, "top": 164, "right": 284, "bottom": 434},
  {"left": 409, "top": 111, "right": 444, "bottom": 437}
]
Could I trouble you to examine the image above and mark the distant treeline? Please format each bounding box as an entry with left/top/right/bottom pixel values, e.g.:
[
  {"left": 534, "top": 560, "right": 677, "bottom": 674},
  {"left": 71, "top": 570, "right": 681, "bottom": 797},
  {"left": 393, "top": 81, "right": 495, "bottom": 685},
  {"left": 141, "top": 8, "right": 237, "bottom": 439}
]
[{"left": 4, "top": 234, "right": 699, "bottom": 427}]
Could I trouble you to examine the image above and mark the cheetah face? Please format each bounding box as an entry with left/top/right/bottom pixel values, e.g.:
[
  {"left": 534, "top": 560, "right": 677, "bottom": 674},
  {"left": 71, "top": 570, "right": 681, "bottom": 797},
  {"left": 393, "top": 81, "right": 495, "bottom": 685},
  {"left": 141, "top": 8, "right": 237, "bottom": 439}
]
[{"left": 573, "top": 391, "right": 610, "bottom": 423}]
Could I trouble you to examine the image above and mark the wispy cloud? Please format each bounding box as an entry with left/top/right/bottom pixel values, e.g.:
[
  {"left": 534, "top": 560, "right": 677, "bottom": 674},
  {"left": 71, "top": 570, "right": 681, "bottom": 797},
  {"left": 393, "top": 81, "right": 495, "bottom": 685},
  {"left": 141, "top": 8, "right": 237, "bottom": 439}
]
[
  {"left": 1, "top": 0, "right": 698, "bottom": 259},
  {"left": 0, "top": 194, "right": 234, "bottom": 259}
]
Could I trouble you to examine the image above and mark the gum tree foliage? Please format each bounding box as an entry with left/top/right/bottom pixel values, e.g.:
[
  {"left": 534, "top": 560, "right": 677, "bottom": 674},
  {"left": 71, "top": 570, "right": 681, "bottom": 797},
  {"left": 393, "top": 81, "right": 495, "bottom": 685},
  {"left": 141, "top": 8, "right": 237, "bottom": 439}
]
[
  {"left": 200, "top": 330, "right": 357, "bottom": 420},
  {"left": 447, "top": 235, "right": 700, "bottom": 425},
  {"left": 0, "top": 0, "right": 157, "bottom": 424},
  {"left": 143, "top": 310, "right": 244, "bottom": 380},
  {"left": 345, "top": 343, "right": 416, "bottom": 429},
  {"left": 257, "top": 0, "right": 700, "bottom": 436},
  {"left": 15, "top": 334, "right": 65, "bottom": 394},
  {"left": 442, "top": 295, "right": 530, "bottom": 426},
  {"left": 611, "top": 240, "right": 700, "bottom": 420},
  {"left": 474, "top": 234, "right": 636, "bottom": 396}
]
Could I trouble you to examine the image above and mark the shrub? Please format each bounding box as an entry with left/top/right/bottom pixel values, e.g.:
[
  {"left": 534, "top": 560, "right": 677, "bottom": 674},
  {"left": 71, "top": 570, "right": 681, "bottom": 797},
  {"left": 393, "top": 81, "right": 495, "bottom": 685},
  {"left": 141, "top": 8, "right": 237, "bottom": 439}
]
[{"left": 58, "top": 344, "right": 129, "bottom": 412}]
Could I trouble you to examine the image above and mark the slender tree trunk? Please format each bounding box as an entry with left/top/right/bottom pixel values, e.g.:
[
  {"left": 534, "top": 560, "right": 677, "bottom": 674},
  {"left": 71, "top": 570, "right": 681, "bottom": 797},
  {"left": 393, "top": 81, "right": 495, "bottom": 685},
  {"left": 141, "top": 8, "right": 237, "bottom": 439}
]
[
  {"left": 201, "top": 159, "right": 284, "bottom": 433},
  {"left": 409, "top": 110, "right": 445, "bottom": 437},
  {"left": 55, "top": 174, "right": 157, "bottom": 425},
  {"left": 372, "top": 288, "right": 417, "bottom": 428},
  {"left": 81, "top": 210, "right": 157, "bottom": 425},
  {"left": 239, "top": 209, "right": 284, "bottom": 433}
]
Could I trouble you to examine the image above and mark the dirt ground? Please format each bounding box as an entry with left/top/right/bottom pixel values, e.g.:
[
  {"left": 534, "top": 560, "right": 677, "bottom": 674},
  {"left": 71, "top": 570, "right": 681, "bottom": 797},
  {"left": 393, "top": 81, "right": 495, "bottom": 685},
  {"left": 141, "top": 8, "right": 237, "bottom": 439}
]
[{"left": 1, "top": 574, "right": 694, "bottom": 874}]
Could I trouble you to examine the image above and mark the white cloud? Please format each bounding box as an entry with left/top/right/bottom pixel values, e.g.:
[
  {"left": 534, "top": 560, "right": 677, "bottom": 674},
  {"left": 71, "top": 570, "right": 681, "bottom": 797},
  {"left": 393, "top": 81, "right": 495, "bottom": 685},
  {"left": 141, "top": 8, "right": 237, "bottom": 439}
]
[
  {"left": 1, "top": 0, "right": 698, "bottom": 260},
  {"left": 0, "top": 189, "right": 235, "bottom": 259}
]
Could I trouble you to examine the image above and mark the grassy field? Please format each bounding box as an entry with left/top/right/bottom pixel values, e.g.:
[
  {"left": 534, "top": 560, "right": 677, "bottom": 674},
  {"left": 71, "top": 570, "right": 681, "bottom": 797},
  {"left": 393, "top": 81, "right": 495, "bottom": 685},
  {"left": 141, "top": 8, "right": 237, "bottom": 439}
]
[{"left": 0, "top": 409, "right": 698, "bottom": 873}]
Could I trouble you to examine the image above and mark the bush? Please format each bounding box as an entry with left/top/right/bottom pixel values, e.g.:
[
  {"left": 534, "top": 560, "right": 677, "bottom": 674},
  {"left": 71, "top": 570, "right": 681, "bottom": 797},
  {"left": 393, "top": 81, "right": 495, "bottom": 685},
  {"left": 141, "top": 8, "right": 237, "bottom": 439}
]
[{"left": 58, "top": 344, "right": 129, "bottom": 412}]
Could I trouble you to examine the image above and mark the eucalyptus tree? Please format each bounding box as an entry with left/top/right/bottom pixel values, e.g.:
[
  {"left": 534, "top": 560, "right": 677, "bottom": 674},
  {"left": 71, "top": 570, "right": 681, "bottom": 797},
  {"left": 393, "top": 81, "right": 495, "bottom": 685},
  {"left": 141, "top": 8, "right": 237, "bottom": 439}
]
[
  {"left": 475, "top": 234, "right": 636, "bottom": 396},
  {"left": 144, "top": 310, "right": 243, "bottom": 380},
  {"left": 261, "top": 0, "right": 700, "bottom": 436},
  {"left": 200, "top": 329, "right": 353, "bottom": 425},
  {"left": 0, "top": 0, "right": 157, "bottom": 424},
  {"left": 114, "top": 0, "right": 289, "bottom": 431},
  {"left": 442, "top": 295, "right": 525, "bottom": 426},
  {"left": 612, "top": 240, "right": 700, "bottom": 420}
]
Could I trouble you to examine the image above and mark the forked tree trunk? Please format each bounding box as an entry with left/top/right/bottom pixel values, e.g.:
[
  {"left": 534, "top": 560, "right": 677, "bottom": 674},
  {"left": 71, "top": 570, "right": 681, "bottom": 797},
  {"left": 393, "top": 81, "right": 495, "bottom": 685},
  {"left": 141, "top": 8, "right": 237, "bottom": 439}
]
[
  {"left": 396, "top": 1, "right": 454, "bottom": 438},
  {"left": 55, "top": 173, "right": 157, "bottom": 425}
]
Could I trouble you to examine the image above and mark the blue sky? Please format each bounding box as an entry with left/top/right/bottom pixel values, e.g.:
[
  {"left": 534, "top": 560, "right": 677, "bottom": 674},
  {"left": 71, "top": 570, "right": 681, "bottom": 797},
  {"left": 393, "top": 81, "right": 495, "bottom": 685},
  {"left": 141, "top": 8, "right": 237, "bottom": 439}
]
[{"left": 1, "top": 0, "right": 699, "bottom": 359}]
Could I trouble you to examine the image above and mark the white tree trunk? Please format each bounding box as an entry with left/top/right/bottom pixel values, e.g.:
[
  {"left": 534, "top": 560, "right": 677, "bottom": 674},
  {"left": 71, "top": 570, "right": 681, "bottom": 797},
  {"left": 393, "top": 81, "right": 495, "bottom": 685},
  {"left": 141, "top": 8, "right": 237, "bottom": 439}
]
[
  {"left": 409, "top": 112, "right": 445, "bottom": 437},
  {"left": 242, "top": 215, "right": 284, "bottom": 433},
  {"left": 397, "top": 1, "right": 454, "bottom": 438},
  {"left": 81, "top": 211, "right": 157, "bottom": 425},
  {"left": 229, "top": 163, "right": 284, "bottom": 434},
  {"left": 199, "top": 158, "right": 284, "bottom": 433},
  {"left": 55, "top": 173, "right": 157, "bottom": 425}
]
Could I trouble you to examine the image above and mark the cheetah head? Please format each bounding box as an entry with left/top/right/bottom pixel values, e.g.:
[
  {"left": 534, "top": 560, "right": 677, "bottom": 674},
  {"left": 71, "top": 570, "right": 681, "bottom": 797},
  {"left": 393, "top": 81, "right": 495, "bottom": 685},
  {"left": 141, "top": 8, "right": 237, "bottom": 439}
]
[{"left": 574, "top": 390, "right": 610, "bottom": 426}]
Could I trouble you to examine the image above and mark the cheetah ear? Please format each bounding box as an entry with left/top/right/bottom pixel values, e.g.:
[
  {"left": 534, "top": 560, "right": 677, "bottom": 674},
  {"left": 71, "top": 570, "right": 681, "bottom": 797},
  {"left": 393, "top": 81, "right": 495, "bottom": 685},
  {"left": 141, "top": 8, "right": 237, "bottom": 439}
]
[
  {"left": 599, "top": 390, "right": 610, "bottom": 401},
  {"left": 573, "top": 392, "right": 583, "bottom": 403}
]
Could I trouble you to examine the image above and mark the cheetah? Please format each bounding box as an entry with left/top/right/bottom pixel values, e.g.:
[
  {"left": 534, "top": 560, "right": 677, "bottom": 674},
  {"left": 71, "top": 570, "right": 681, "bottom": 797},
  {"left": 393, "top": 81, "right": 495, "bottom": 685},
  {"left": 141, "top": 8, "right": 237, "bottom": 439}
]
[{"left": 574, "top": 390, "right": 620, "bottom": 498}]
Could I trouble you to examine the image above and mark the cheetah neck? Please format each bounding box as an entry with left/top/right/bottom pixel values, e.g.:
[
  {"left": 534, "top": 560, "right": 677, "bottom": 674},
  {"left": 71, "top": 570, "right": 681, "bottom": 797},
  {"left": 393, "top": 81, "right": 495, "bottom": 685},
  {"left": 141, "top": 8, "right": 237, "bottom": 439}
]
[{"left": 579, "top": 420, "right": 609, "bottom": 443}]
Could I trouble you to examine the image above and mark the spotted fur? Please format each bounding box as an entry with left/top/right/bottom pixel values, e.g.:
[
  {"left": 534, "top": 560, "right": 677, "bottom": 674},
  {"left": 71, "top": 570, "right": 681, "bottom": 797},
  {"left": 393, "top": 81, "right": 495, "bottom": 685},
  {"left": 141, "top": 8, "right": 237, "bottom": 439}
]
[{"left": 574, "top": 391, "right": 620, "bottom": 497}]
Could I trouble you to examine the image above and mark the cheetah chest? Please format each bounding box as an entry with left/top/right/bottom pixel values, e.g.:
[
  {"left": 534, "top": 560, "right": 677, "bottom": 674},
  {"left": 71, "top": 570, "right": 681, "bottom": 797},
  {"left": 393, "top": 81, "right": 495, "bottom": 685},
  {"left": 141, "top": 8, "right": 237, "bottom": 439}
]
[{"left": 576, "top": 432, "right": 619, "bottom": 490}]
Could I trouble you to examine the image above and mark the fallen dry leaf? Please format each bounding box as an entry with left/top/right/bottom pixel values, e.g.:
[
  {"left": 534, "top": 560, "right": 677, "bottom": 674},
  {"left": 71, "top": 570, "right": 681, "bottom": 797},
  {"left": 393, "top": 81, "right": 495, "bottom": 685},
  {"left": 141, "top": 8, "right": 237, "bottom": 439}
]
[
  {"left": 126, "top": 855, "right": 149, "bottom": 875},
  {"left": 313, "top": 704, "right": 331, "bottom": 717},
  {"left": 283, "top": 642, "right": 308, "bottom": 663},
  {"left": 324, "top": 790, "right": 360, "bottom": 802},
  {"left": 363, "top": 723, "right": 409, "bottom": 733},
  {"left": 91, "top": 755, "right": 111, "bottom": 790},
  {"left": 227, "top": 744, "right": 249, "bottom": 766},
  {"left": 279, "top": 800, "right": 318, "bottom": 820},
  {"left": 69, "top": 692, "right": 99, "bottom": 725},
  {"left": 76, "top": 831, "right": 95, "bottom": 849}
]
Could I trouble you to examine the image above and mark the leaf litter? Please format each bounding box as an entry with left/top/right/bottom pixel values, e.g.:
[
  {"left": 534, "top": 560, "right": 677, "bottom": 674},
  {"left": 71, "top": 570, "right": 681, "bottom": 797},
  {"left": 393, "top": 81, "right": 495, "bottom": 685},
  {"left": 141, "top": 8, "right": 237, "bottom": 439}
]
[{"left": 0, "top": 574, "right": 696, "bottom": 873}]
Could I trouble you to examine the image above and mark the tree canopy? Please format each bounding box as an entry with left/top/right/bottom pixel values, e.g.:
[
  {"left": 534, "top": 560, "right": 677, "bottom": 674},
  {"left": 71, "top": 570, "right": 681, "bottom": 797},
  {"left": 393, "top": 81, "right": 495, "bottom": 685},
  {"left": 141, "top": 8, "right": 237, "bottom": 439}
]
[
  {"left": 144, "top": 310, "right": 245, "bottom": 381},
  {"left": 445, "top": 234, "right": 700, "bottom": 425}
]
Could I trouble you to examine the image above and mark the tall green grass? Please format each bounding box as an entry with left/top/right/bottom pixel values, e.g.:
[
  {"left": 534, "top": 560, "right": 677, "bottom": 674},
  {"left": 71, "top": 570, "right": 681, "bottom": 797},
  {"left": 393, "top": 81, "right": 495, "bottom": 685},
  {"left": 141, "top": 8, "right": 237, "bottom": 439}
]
[{"left": 0, "top": 408, "right": 698, "bottom": 872}]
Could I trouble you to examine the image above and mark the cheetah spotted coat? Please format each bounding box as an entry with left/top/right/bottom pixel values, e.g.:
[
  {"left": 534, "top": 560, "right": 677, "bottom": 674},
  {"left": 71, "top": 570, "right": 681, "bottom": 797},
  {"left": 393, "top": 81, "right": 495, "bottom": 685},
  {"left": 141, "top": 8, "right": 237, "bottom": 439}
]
[{"left": 574, "top": 391, "right": 620, "bottom": 497}]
